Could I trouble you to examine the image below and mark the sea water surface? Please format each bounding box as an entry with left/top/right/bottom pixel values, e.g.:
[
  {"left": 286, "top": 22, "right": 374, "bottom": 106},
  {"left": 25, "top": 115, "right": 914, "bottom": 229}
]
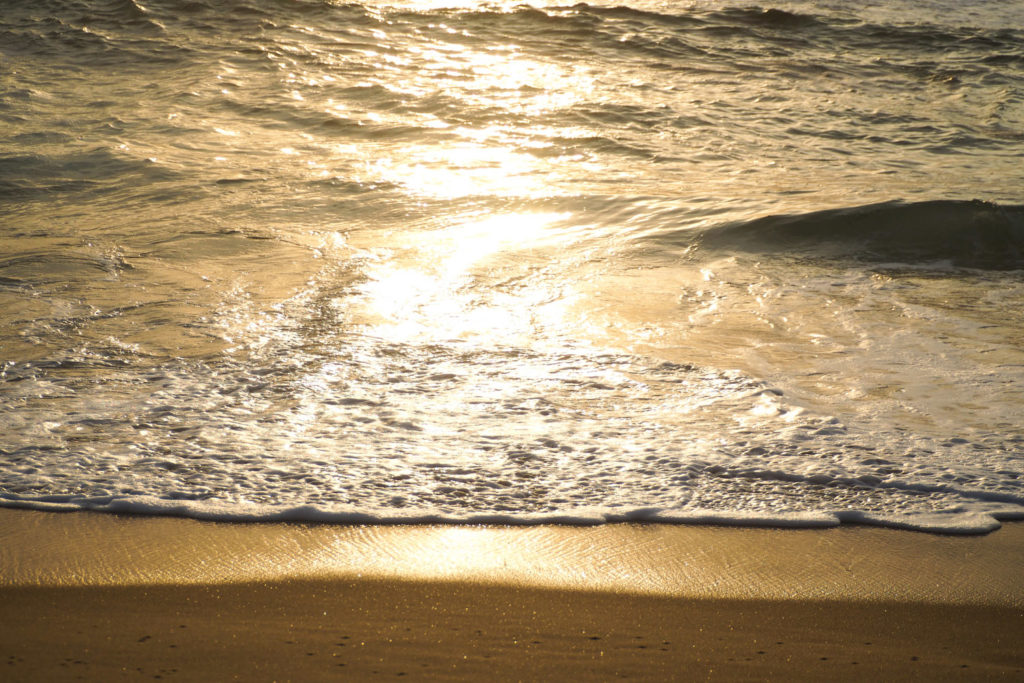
[{"left": 2, "top": 0, "right": 1024, "bottom": 532}]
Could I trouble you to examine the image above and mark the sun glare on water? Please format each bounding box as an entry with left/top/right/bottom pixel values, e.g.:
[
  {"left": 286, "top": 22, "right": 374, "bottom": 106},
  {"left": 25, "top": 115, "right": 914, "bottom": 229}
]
[
  {"left": 283, "top": 14, "right": 609, "bottom": 346},
  {"left": 354, "top": 212, "right": 577, "bottom": 344}
]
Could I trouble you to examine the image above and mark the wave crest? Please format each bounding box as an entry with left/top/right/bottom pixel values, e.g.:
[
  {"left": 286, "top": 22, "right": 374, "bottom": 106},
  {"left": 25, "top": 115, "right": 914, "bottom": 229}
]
[{"left": 692, "top": 200, "right": 1024, "bottom": 269}]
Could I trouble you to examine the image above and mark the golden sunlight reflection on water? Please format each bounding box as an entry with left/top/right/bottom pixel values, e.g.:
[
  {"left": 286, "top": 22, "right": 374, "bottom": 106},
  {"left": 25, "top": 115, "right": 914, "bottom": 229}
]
[
  {"left": 336, "top": 24, "right": 597, "bottom": 199},
  {"left": 260, "top": 14, "right": 615, "bottom": 347},
  {"left": 354, "top": 212, "right": 578, "bottom": 344},
  {"left": 369, "top": 142, "right": 549, "bottom": 200}
]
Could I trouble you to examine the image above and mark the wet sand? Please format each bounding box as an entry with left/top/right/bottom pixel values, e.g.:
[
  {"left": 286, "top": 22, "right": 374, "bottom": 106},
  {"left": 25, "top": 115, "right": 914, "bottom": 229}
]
[{"left": 1, "top": 509, "right": 1023, "bottom": 680}]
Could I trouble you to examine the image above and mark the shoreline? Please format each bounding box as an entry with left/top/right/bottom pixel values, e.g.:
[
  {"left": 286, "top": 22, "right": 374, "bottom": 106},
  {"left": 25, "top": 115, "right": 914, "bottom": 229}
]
[
  {"left": 2, "top": 509, "right": 1023, "bottom": 604},
  {"left": 2, "top": 509, "right": 1023, "bottom": 680}
]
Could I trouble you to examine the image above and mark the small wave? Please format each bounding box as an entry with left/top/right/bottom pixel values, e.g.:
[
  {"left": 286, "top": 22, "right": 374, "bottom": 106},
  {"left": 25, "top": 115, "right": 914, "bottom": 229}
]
[
  {"left": 0, "top": 149, "right": 180, "bottom": 203},
  {"left": 706, "top": 7, "right": 823, "bottom": 29},
  {"left": 687, "top": 200, "right": 1024, "bottom": 269}
]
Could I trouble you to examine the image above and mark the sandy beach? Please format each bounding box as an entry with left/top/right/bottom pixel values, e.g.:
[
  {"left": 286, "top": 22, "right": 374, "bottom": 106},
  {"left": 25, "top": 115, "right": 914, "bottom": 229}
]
[{"left": 2, "top": 509, "right": 1023, "bottom": 680}]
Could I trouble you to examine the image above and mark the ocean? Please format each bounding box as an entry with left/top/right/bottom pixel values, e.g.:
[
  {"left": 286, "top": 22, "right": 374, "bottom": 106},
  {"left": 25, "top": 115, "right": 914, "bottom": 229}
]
[{"left": 2, "top": 0, "right": 1023, "bottom": 533}]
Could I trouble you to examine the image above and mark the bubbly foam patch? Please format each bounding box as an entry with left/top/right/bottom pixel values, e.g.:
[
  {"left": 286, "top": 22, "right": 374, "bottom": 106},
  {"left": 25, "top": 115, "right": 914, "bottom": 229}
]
[{"left": 3, "top": 333, "right": 1023, "bottom": 533}]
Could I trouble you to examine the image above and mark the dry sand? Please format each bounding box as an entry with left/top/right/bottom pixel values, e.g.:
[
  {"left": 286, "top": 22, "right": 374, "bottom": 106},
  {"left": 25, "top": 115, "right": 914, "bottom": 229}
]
[{"left": 1, "top": 509, "right": 1023, "bottom": 680}]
